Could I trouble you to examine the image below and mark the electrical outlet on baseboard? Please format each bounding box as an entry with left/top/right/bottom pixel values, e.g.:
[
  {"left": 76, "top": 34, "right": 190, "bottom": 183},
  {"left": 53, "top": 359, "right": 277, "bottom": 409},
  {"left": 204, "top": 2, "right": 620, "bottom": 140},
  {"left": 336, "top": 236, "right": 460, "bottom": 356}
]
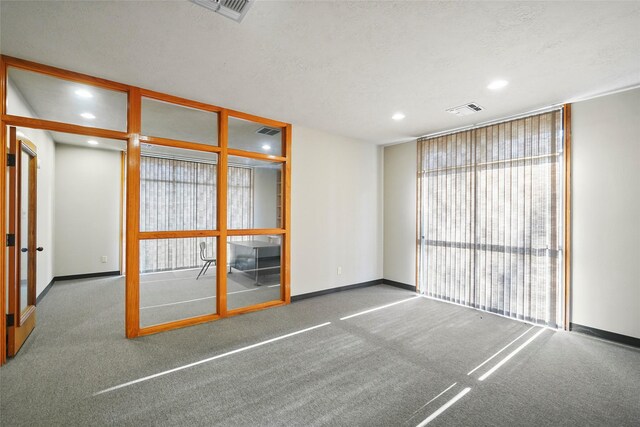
[
  {"left": 337, "top": 266, "right": 342, "bottom": 275},
  {"left": 101, "top": 256, "right": 108, "bottom": 263}
]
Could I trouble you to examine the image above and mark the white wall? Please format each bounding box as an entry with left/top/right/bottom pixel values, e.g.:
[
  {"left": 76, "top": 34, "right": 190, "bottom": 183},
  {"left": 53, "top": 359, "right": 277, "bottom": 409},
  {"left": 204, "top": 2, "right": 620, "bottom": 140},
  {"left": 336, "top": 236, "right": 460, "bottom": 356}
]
[
  {"left": 291, "top": 126, "right": 383, "bottom": 296},
  {"left": 54, "top": 144, "right": 121, "bottom": 276},
  {"left": 571, "top": 88, "right": 640, "bottom": 339},
  {"left": 383, "top": 141, "right": 417, "bottom": 287},
  {"left": 254, "top": 167, "right": 277, "bottom": 228},
  {"left": 6, "top": 81, "right": 56, "bottom": 297}
]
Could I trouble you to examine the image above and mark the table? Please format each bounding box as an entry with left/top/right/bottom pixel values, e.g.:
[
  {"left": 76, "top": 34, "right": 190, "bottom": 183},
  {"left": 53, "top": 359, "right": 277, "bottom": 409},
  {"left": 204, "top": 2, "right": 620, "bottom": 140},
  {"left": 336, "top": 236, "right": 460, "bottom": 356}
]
[{"left": 228, "top": 240, "right": 281, "bottom": 284}]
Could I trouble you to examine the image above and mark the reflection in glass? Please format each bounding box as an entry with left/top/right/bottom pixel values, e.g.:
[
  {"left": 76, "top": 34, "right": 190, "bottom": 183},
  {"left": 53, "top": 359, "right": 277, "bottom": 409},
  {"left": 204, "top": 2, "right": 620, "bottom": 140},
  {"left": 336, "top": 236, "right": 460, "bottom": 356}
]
[
  {"left": 228, "top": 156, "right": 282, "bottom": 230},
  {"left": 19, "top": 150, "right": 30, "bottom": 313},
  {"left": 7, "top": 67, "right": 127, "bottom": 132},
  {"left": 227, "top": 235, "right": 281, "bottom": 311},
  {"left": 140, "top": 145, "right": 217, "bottom": 232},
  {"left": 140, "top": 237, "right": 216, "bottom": 328},
  {"left": 142, "top": 98, "right": 218, "bottom": 145},
  {"left": 229, "top": 116, "right": 283, "bottom": 156}
]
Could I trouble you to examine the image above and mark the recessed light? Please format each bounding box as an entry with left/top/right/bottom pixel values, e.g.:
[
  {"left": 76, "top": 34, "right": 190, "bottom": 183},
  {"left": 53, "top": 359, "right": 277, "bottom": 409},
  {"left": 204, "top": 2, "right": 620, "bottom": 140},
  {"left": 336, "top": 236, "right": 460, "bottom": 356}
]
[
  {"left": 87, "top": 140, "right": 99, "bottom": 145},
  {"left": 16, "top": 131, "right": 26, "bottom": 137},
  {"left": 488, "top": 79, "right": 509, "bottom": 90},
  {"left": 392, "top": 112, "right": 405, "bottom": 121},
  {"left": 75, "top": 88, "right": 93, "bottom": 98},
  {"left": 262, "top": 144, "right": 271, "bottom": 151},
  {"left": 80, "top": 112, "right": 96, "bottom": 119}
]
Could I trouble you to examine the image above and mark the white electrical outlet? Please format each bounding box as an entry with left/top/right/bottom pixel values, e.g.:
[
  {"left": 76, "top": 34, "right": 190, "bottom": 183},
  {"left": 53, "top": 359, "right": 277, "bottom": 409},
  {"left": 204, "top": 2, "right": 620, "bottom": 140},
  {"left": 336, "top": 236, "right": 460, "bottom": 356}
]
[
  {"left": 101, "top": 256, "right": 108, "bottom": 263},
  {"left": 337, "top": 266, "right": 342, "bottom": 275}
]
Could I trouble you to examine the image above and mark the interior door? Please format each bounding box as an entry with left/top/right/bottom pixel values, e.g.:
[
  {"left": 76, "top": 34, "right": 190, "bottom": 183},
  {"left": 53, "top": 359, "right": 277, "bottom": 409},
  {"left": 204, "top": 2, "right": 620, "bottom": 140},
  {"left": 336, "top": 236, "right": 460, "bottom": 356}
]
[{"left": 7, "top": 127, "right": 38, "bottom": 357}]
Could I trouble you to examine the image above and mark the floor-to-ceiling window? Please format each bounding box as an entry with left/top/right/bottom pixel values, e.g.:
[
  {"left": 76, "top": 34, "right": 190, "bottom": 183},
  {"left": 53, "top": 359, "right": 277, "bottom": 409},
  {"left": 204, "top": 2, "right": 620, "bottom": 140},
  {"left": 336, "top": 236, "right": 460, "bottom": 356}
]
[{"left": 417, "top": 109, "right": 566, "bottom": 327}]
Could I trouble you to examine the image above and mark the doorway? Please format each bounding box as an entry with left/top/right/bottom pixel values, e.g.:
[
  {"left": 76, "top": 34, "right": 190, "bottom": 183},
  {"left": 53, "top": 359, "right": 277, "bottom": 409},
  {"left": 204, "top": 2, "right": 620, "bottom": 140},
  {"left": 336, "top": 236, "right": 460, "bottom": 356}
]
[{"left": 6, "top": 127, "right": 39, "bottom": 356}]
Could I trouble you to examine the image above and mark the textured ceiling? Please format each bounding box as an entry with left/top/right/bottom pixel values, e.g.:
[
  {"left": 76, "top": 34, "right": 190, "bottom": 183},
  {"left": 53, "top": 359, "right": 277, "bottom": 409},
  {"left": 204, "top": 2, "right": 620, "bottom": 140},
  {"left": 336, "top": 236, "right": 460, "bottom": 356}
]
[{"left": 1, "top": 1, "right": 639, "bottom": 145}]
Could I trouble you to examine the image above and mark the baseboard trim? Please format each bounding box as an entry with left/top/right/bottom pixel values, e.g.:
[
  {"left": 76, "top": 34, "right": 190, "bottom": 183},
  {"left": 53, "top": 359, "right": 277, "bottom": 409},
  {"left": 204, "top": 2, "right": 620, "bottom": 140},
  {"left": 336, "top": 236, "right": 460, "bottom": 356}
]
[
  {"left": 382, "top": 279, "right": 416, "bottom": 292},
  {"left": 36, "top": 278, "right": 56, "bottom": 305},
  {"left": 570, "top": 322, "right": 640, "bottom": 348},
  {"left": 291, "top": 279, "right": 384, "bottom": 302},
  {"left": 54, "top": 271, "right": 121, "bottom": 282}
]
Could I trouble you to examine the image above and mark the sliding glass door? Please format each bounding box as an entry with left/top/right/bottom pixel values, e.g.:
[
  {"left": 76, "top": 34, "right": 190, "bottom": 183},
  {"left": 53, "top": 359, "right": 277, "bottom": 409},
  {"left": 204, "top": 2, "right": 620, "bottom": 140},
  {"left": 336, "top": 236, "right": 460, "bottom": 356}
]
[{"left": 417, "top": 109, "right": 566, "bottom": 327}]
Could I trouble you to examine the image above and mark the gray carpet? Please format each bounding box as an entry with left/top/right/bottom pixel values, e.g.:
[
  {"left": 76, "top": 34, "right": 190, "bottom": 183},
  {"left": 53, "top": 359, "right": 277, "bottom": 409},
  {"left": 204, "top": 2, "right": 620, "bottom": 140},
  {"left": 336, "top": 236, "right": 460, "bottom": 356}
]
[
  {"left": 140, "top": 268, "right": 281, "bottom": 327},
  {"left": 0, "top": 278, "right": 638, "bottom": 426}
]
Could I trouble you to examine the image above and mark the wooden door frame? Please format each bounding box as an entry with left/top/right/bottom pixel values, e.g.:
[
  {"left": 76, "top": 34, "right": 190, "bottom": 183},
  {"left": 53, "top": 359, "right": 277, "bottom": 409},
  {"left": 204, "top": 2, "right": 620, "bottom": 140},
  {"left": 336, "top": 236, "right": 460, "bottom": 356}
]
[{"left": 7, "top": 131, "right": 38, "bottom": 357}]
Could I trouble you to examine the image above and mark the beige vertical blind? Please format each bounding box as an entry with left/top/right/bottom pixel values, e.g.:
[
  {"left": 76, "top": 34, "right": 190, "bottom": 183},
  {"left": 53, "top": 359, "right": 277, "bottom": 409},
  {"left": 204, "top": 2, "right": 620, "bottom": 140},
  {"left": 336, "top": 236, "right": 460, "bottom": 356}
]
[
  {"left": 140, "top": 156, "right": 252, "bottom": 272},
  {"left": 417, "top": 110, "right": 564, "bottom": 327},
  {"left": 227, "top": 165, "right": 253, "bottom": 230}
]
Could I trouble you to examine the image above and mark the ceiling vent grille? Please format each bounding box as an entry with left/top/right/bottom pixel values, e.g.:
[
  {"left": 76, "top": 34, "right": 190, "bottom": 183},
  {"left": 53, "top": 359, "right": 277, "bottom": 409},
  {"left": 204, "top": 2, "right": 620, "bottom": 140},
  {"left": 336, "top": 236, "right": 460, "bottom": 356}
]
[
  {"left": 446, "top": 102, "right": 484, "bottom": 116},
  {"left": 256, "top": 127, "right": 280, "bottom": 136},
  {"left": 190, "top": 0, "right": 253, "bottom": 23}
]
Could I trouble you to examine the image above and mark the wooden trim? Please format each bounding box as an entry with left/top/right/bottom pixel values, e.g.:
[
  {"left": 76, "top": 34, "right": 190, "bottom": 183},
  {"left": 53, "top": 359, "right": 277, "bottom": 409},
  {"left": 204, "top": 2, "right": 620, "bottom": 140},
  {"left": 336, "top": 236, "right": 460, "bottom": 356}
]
[
  {"left": 216, "top": 110, "right": 228, "bottom": 317},
  {"left": 18, "top": 136, "right": 37, "bottom": 154},
  {"left": 27, "top": 147, "right": 37, "bottom": 309},
  {"left": 563, "top": 104, "right": 572, "bottom": 331},
  {"left": 227, "top": 148, "right": 286, "bottom": 163},
  {"left": 226, "top": 300, "right": 286, "bottom": 317},
  {"left": 140, "top": 88, "right": 222, "bottom": 113},
  {"left": 138, "top": 313, "right": 221, "bottom": 337},
  {"left": 119, "top": 152, "right": 126, "bottom": 275},
  {"left": 1, "top": 115, "right": 128, "bottom": 141},
  {"left": 125, "top": 87, "right": 141, "bottom": 338},
  {"left": 7, "top": 127, "right": 17, "bottom": 355},
  {"left": 140, "top": 135, "right": 221, "bottom": 153},
  {"left": 14, "top": 309, "right": 35, "bottom": 349},
  {"left": 2, "top": 55, "right": 130, "bottom": 92},
  {"left": 227, "top": 109, "right": 287, "bottom": 129},
  {"left": 139, "top": 230, "right": 220, "bottom": 239},
  {"left": 227, "top": 228, "right": 284, "bottom": 236},
  {"left": 0, "top": 56, "right": 6, "bottom": 365},
  {"left": 282, "top": 124, "right": 292, "bottom": 303}
]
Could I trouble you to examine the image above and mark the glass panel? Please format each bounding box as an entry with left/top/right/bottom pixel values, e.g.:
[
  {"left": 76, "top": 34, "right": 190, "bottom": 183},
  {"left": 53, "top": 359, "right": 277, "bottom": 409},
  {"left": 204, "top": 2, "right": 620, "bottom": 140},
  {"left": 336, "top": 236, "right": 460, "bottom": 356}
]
[
  {"left": 227, "top": 235, "right": 282, "bottom": 310},
  {"left": 228, "top": 156, "right": 282, "bottom": 229},
  {"left": 19, "top": 149, "right": 30, "bottom": 313},
  {"left": 7, "top": 67, "right": 127, "bottom": 132},
  {"left": 142, "top": 97, "right": 218, "bottom": 145},
  {"left": 228, "top": 116, "right": 283, "bottom": 156},
  {"left": 140, "top": 145, "right": 218, "bottom": 232},
  {"left": 45, "top": 129, "right": 126, "bottom": 150},
  {"left": 140, "top": 237, "right": 217, "bottom": 328}
]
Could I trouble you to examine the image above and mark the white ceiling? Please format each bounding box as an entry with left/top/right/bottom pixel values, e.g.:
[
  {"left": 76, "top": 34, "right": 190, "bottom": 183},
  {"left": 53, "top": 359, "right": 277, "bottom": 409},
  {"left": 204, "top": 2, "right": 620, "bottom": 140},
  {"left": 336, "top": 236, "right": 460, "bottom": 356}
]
[{"left": 1, "top": 1, "right": 639, "bottom": 145}]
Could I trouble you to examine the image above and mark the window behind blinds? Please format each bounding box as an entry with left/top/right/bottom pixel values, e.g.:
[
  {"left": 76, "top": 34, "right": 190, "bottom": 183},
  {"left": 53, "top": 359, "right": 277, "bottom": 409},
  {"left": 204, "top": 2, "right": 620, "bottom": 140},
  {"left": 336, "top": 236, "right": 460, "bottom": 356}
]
[
  {"left": 140, "top": 156, "right": 253, "bottom": 272},
  {"left": 417, "top": 110, "right": 564, "bottom": 327}
]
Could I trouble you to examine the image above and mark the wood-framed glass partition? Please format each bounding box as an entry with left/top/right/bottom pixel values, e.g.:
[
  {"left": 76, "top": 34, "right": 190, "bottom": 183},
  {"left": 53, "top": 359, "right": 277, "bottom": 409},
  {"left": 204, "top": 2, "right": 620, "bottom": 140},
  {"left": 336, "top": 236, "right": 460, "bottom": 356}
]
[{"left": 0, "top": 56, "right": 291, "bottom": 359}]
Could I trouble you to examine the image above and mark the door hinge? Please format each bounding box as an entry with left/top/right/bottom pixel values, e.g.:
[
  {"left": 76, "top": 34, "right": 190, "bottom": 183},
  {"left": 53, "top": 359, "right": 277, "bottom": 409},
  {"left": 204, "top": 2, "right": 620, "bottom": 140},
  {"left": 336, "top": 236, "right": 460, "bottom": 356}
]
[
  {"left": 6, "top": 314, "right": 14, "bottom": 328},
  {"left": 6, "top": 234, "right": 15, "bottom": 247},
  {"left": 7, "top": 153, "right": 16, "bottom": 167}
]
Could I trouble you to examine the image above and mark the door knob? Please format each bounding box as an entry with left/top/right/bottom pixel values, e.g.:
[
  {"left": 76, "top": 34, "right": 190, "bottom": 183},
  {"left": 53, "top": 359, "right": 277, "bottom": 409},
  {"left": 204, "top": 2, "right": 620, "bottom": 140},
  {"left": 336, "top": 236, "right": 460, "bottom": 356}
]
[
  {"left": 36, "top": 247, "right": 44, "bottom": 252},
  {"left": 21, "top": 248, "right": 27, "bottom": 253}
]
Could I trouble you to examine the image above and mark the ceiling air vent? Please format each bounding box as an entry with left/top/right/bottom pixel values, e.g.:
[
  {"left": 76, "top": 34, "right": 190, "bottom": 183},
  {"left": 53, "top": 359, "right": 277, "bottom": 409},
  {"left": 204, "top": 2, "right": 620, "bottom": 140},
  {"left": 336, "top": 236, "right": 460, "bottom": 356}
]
[
  {"left": 256, "top": 127, "right": 281, "bottom": 136},
  {"left": 190, "top": 0, "right": 254, "bottom": 23},
  {"left": 446, "top": 102, "right": 484, "bottom": 116}
]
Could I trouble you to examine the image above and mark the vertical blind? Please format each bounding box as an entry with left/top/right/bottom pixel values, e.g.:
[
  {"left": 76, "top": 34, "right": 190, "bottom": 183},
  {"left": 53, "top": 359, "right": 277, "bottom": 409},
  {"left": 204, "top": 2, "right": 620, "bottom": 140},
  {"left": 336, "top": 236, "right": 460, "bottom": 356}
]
[
  {"left": 417, "top": 110, "right": 564, "bottom": 327},
  {"left": 140, "top": 156, "right": 253, "bottom": 272}
]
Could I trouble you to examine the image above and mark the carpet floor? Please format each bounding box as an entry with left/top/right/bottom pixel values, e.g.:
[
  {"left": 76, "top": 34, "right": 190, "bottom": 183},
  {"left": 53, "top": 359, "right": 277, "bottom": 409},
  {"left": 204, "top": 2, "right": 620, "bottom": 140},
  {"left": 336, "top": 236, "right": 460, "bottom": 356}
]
[{"left": 0, "top": 278, "right": 638, "bottom": 426}]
